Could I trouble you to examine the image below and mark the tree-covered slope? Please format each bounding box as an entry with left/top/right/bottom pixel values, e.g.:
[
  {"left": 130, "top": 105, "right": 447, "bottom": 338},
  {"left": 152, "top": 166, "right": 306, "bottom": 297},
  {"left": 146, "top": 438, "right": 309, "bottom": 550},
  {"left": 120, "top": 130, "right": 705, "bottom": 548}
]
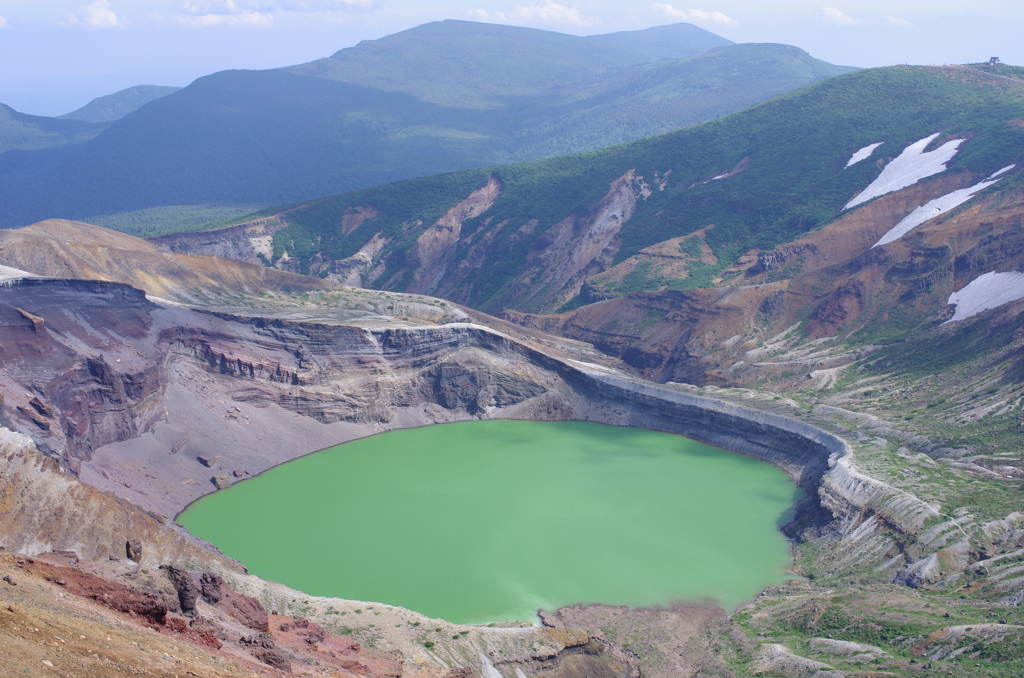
[
  {"left": 58, "top": 84, "right": 182, "bottom": 123},
  {"left": 501, "top": 42, "right": 850, "bottom": 161},
  {"left": 204, "top": 66, "right": 1024, "bottom": 314},
  {"left": 0, "top": 104, "right": 107, "bottom": 153},
  {"left": 0, "top": 21, "right": 851, "bottom": 228},
  {"left": 289, "top": 19, "right": 734, "bottom": 108}
]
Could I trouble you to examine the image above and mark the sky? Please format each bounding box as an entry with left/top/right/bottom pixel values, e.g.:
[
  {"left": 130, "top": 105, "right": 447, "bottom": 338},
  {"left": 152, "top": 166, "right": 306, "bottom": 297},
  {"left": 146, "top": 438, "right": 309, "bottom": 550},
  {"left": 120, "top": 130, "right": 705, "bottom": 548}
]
[{"left": 1, "top": 0, "right": 1021, "bottom": 116}]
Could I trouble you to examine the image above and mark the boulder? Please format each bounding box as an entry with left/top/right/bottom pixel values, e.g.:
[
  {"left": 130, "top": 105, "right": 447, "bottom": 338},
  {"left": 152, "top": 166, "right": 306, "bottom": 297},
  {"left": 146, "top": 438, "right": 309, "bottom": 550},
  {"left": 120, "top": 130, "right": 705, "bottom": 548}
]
[
  {"left": 160, "top": 565, "right": 198, "bottom": 615},
  {"left": 750, "top": 644, "right": 843, "bottom": 678}
]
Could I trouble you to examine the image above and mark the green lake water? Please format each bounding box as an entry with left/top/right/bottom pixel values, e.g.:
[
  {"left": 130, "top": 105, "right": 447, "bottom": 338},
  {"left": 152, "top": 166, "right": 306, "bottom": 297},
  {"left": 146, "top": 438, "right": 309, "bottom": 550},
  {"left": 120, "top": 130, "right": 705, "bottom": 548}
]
[{"left": 179, "top": 420, "right": 800, "bottom": 624}]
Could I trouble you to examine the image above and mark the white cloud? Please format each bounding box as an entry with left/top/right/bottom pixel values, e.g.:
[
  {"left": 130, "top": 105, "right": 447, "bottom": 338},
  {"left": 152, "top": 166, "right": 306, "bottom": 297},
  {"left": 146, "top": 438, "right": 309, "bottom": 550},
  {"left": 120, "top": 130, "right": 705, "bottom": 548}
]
[
  {"left": 821, "top": 7, "right": 858, "bottom": 25},
  {"left": 173, "top": 0, "right": 376, "bottom": 25},
  {"left": 177, "top": 0, "right": 274, "bottom": 27},
  {"left": 64, "top": 0, "right": 122, "bottom": 29},
  {"left": 0, "top": 16, "right": 7, "bottom": 28},
  {"left": 511, "top": 2, "right": 598, "bottom": 27},
  {"left": 177, "top": 11, "right": 274, "bottom": 26},
  {"left": 470, "top": 2, "right": 599, "bottom": 27},
  {"left": 466, "top": 9, "right": 504, "bottom": 21},
  {"left": 277, "top": 0, "right": 379, "bottom": 10},
  {"left": 652, "top": 4, "right": 737, "bottom": 26},
  {"left": 886, "top": 15, "right": 915, "bottom": 27},
  {"left": 179, "top": 0, "right": 272, "bottom": 13}
]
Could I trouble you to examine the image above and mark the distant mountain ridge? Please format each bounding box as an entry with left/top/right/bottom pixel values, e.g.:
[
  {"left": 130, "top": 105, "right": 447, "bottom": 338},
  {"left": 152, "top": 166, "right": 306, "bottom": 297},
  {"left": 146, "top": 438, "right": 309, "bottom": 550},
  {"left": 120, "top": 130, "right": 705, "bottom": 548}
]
[
  {"left": 0, "top": 104, "right": 106, "bottom": 154},
  {"left": 59, "top": 85, "right": 182, "bottom": 123},
  {"left": 0, "top": 20, "right": 853, "bottom": 228},
  {"left": 290, "top": 19, "right": 736, "bottom": 108}
]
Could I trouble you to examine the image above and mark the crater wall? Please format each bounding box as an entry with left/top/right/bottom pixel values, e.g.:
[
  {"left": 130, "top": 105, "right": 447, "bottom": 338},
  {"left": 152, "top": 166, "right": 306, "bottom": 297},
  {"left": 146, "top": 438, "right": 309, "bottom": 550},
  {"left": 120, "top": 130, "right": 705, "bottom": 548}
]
[{"left": 0, "top": 277, "right": 891, "bottom": 572}]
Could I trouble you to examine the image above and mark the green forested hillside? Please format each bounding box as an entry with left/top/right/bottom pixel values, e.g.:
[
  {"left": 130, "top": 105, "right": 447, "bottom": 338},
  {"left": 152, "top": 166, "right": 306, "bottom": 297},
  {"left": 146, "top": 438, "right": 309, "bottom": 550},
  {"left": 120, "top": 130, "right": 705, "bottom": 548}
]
[
  {"left": 289, "top": 19, "right": 734, "bottom": 107},
  {"left": 252, "top": 66, "right": 1024, "bottom": 313},
  {"left": 58, "top": 85, "right": 182, "bottom": 123},
  {"left": 0, "top": 21, "right": 851, "bottom": 228},
  {"left": 501, "top": 42, "right": 850, "bottom": 161},
  {"left": 0, "top": 104, "right": 107, "bottom": 153}
]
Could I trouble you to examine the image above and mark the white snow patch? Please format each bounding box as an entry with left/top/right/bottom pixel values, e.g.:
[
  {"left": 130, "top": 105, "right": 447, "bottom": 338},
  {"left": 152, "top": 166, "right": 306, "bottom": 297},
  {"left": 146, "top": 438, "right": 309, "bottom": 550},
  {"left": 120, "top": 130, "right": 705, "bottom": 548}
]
[
  {"left": 144, "top": 295, "right": 187, "bottom": 307},
  {"left": 873, "top": 165, "right": 1016, "bottom": 247},
  {"left": 988, "top": 164, "right": 1017, "bottom": 180},
  {"left": 0, "top": 265, "right": 38, "bottom": 282},
  {"left": 845, "top": 142, "right": 884, "bottom": 168},
  {"left": 711, "top": 172, "right": 730, "bottom": 180},
  {"left": 479, "top": 654, "right": 503, "bottom": 678},
  {"left": 945, "top": 271, "right": 1024, "bottom": 324},
  {"left": 845, "top": 133, "right": 964, "bottom": 210}
]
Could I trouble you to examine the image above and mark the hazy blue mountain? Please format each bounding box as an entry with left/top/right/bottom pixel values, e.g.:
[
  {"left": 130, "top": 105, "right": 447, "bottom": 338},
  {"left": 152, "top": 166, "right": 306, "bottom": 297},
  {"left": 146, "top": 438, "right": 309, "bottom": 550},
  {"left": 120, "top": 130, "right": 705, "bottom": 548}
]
[
  {"left": 0, "top": 104, "right": 107, "bottom": 153},
  {"left": 0, "top": 21, "right": 853, "bottom": 228},
  {"left": 583, "top": 21, "right": 735, "bottom": 60},
  {"left": 288, "top": 20, "right": 735, "bottom": 108},
  {"left": 59, "top": 85, "right": 182, "bottom": 123}
]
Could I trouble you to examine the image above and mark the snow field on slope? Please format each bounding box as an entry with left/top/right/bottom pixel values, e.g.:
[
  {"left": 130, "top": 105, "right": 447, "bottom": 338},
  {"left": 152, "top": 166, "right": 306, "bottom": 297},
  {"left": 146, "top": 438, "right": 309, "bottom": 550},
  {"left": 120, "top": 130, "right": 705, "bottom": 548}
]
[
  {"left": 845, "top": 142, "right": 884, "bottom": 168},
  {"left": 946, "top": 270, "right": 1024, "bottom": 324},
  {"left": 0, "top": 265, "right": 38, "bottom": 283},
  {"left": 873, "top": 165, "right": 1017, "bottom": 247},
  {"left": 845, "top": 133, "right": 964, "bottom": 210}
]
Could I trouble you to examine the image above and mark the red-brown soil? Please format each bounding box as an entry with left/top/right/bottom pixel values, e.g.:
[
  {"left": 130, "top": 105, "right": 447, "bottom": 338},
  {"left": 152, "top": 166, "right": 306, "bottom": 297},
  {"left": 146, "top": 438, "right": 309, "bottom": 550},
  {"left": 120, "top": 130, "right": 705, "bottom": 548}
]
[{"left": 0, "top": 550, "right": 405, "bottom": 677}]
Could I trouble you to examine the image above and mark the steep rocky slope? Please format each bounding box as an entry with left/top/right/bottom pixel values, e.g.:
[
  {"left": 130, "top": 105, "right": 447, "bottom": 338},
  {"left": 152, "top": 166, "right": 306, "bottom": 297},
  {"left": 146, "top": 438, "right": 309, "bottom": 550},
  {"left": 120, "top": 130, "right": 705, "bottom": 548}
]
[
  {"left": 0, "top": 219, "right": 334, "bottom": 304},
  {"left": 512, "top": 157, "right": 1024, "bottom": 386}
]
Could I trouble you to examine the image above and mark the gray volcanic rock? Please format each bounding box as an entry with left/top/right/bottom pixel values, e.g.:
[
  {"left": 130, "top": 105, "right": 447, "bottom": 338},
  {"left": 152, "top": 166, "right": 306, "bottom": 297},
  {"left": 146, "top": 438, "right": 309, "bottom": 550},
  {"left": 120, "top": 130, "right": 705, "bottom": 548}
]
[
  {"left": 0, "top": 427, "right": 245, "bottom": 571},
  {"left": 161, "top": 564, "right": 199, "bottom": 615},
  {"left": 750, "top": 644, "right": 843, "bottom": 678},
  {"left": 126, "top": 539, "right": 143, "bottom": 563}
]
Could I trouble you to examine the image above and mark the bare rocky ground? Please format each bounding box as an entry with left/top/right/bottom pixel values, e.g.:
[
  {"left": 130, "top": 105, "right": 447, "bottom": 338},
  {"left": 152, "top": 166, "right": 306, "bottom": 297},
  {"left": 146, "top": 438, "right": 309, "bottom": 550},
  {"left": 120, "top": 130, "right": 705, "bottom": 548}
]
[
  {"left": 539, "top": 603, "right": 736, "bottom": 677},
  {"left": 3, "top": 221, "right": 1024, "bottom": 676},
  {"left": 0, "top": 549, "right": 407, "bottom": 678}
]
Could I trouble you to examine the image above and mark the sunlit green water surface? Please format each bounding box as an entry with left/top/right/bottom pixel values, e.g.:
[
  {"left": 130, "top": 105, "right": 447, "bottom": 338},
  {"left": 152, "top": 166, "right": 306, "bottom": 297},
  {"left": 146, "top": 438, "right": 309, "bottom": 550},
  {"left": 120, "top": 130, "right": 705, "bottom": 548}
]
[{"left": 179, "top": 420, "right": 800, "bottom": 624}]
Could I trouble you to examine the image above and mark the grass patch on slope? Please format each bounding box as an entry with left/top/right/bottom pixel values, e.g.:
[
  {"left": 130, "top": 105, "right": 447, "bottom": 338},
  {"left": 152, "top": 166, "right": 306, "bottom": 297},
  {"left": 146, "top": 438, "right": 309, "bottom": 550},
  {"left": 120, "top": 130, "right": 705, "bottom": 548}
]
[{"left": 84, "top": 203, "right": 272, "bottom": 237}]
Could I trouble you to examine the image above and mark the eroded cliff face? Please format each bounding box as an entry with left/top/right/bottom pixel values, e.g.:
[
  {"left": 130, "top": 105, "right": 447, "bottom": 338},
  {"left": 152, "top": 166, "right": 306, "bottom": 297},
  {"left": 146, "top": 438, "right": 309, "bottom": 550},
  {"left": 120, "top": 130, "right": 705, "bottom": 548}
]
[
  {"left": 408, "top": 175, "right": 503, "bottom": 294},
  {"left": 510, "top": 172, "right": 1024, "bottom": 386},
  {"left": 0, "top": 277, "right": 577, "bottom": 517},
  {"left": 144, "top": 170, "right": 652, "bottom": 315},
  {"left": 148, "top": 216, "right": 290, "bottom": 267},
  {"left": 495, "top": 170, "right": 640, "bottom": 313},
  {"left": 0, "top": 427, "right": 242, "bottom": 571}
]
